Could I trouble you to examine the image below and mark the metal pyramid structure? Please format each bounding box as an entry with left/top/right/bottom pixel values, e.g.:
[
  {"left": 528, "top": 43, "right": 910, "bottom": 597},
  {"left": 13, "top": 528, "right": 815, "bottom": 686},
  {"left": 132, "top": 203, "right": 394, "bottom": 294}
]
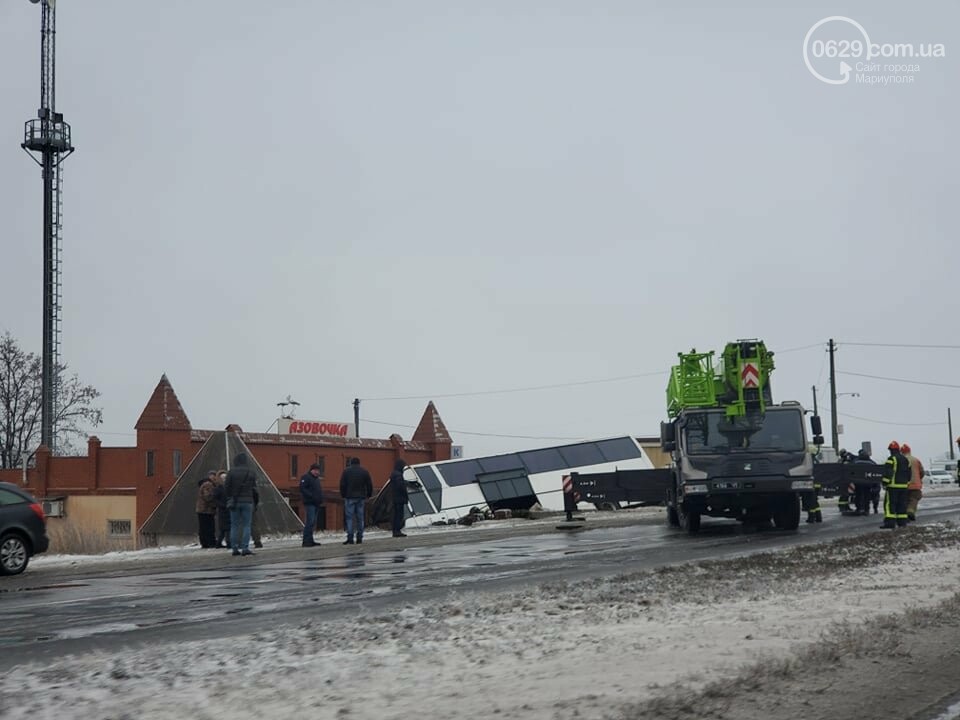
[{"left": 140, "top": 431, "right": 303, "bottom": 541}]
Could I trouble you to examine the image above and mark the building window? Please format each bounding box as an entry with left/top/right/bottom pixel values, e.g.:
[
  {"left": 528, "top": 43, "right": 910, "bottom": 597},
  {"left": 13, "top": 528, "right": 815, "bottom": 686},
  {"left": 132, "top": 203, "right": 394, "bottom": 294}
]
[
  {"left": 314, "top": 456, "right": 325, "bottom": 476},
  {"left": 146, "top": 451, "right": 155, "bottom": 477},
  {"left": 172, "top": 450, "right": 182, "bottom": 477},
  {"left": 290, "top": 454, "right": 299, "bottom": 478},
  {"left": 107, "top": 519, "right": 132, "bottom": 537}
]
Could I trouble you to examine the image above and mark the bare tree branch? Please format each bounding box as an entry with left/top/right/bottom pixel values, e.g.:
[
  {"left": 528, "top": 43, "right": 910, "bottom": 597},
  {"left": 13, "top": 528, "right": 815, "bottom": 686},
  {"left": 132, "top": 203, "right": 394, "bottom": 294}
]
[{"left": 0, "top": 333, "right": 103, "bottom": 468}]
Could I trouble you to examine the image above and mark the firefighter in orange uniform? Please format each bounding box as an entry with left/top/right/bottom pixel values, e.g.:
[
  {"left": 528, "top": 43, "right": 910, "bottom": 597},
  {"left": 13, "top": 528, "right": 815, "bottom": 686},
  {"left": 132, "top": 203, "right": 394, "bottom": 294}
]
[{"left": 901, "top": 443, "right": 924, "bottom": 522}]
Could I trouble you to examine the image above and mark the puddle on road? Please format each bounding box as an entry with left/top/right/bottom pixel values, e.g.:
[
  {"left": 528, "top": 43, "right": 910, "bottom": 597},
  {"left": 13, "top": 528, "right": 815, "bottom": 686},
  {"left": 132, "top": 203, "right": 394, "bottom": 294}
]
[
  {"left": 53, "top": 623, "right": 140, "bottom": 640},
  {"left": 340, "top": 589, "right": 374, "bottom": 598},
  {"left": 19, "top": 582, "right": 90, "bottom": 592},
  {"left": 135, "top": 617, "right": 183, "bottom": 628}
]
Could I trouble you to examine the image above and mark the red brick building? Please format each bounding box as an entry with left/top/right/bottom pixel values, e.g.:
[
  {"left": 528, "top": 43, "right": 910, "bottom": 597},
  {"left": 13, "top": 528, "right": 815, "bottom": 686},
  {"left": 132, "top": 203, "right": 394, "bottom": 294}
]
[{"left": 0, "top": 375, "right": 452, "bottom": 546}]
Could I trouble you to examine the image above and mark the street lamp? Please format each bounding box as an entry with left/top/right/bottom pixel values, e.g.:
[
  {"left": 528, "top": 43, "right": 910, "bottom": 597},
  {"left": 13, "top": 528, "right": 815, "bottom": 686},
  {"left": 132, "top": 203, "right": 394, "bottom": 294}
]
[{"left": 833, "top": 392, "right": 860, "bottom": 447}]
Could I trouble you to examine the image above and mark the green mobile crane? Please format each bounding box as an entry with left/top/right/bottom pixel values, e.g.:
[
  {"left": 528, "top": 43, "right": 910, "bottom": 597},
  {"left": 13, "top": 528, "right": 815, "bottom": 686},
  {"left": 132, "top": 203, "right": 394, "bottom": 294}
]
[{"left": 660, "top": 340, "right": 816, "bottom": 533}]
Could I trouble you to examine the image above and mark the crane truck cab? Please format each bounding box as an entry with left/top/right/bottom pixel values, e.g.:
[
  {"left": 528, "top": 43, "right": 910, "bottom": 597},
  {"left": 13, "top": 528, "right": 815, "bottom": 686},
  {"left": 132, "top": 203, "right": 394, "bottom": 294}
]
[
  {"left": 660, "top": 340, "right": 816, "bottom": 533},
  {"left": 661, "top": 402, "right": 815, "bottom": 532}
]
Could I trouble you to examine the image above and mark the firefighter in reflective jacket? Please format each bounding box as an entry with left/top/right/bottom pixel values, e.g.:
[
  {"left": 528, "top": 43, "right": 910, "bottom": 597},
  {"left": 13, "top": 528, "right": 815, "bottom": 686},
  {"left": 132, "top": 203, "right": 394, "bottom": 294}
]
[
  {"left": 881, "top": 441, "right": 911, "bottom": 529},
  {"left": 803, "top": 478, "right": 822, "bottom": 523},
  {"left": 901, "top": 443, "right": 924, "bottom": 522}
]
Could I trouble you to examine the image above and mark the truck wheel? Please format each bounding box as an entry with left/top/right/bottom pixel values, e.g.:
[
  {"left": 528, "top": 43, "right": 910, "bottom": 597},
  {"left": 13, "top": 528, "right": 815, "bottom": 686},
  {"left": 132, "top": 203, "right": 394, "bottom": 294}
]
[
  {"left": 677, "top": 504, "right": 701, "bottom": 534},
  {"left": 772, "top": 496, "right": 801, "bottom": 530}
]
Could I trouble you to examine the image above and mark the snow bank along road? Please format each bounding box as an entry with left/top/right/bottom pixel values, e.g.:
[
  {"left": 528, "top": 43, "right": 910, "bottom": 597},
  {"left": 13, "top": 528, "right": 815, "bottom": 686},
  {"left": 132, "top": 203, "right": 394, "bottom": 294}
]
[{"left": 2, "top": 491, "right": 960, "bottom": 720}]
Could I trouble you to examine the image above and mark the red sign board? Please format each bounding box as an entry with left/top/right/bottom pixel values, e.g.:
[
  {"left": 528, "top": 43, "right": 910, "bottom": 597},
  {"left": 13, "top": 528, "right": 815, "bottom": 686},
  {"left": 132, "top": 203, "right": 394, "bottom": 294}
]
[
  {"left": 741, "top": 363, "right": 760, "bottom": 389},
  {"left": 279, "top": 419, "right": 356, "bottom": 438}
]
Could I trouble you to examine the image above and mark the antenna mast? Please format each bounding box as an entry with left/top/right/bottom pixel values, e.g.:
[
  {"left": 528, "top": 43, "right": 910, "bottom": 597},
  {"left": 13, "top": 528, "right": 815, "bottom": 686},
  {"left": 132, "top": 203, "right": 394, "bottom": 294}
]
[{"left": 21, "top": 0, "right": 74, "bottom": 453}]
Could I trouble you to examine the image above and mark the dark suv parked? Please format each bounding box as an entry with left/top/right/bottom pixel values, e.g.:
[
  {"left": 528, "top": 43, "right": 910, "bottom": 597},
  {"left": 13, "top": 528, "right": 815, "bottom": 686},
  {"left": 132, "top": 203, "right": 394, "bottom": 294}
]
[{"left": 0, "top": 482, "right": 49, "bottom": 575}]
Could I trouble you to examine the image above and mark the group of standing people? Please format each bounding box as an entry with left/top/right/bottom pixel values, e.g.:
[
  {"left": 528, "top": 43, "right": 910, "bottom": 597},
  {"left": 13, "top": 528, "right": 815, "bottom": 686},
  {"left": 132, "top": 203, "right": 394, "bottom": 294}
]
[
  {"left": 299, "top": 456, "right": 411, "bottom": 547},
  {"left": 195, "top": 454, "right": 262, "bottom": 555},
  {"left": 196, "top": 454, "right": 414, "bottom": 553},
  {"left": 808, "top": 442, "right": 927, "bottom": 527},
  {"left": 879, "top": 441, "right": 925, "bottom": 529},
  {"left": 835, "top": 448, "right": 880, "bottom": 517}
]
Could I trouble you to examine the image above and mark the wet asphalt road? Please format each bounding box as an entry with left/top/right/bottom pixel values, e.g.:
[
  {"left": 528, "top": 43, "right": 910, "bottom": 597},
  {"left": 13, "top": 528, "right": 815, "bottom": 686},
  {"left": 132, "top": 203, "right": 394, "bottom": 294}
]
[{"left": 3, "top": 493, "right": 959, "bottom": 668}]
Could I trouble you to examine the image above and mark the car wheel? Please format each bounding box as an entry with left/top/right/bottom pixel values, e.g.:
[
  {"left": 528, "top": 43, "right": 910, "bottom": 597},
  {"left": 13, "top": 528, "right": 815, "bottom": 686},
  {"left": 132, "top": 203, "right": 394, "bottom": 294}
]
[{"left": 0, "top": 533, "right": 29, "bottom": 576}]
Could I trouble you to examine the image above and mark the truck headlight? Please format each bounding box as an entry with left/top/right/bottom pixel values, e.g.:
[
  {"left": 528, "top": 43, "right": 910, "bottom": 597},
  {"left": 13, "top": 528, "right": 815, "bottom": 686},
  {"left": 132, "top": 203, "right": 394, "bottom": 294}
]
[
  {"left": 791, "top": 480, "right": 814, "bottom": 491},
  {"left": 684, "top": 484, "right": 709, "bottom": 495}
]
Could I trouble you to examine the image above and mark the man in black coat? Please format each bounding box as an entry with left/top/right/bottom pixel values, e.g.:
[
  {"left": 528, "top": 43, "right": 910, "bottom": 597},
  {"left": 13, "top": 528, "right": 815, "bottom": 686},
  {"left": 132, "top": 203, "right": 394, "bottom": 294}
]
[
  {"left": 389, "top": 458, "right": 409, "bottom": 538},
  {"left": 299, "top": 463, "right": 324, "bottom": 547},
  {"left": 340, "top": 457, "right": 373, "bottom": 544}
]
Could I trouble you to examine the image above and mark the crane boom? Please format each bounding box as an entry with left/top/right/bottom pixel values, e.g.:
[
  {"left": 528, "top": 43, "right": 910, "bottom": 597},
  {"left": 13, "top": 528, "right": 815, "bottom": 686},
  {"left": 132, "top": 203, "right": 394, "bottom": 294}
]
[{"left": 666, "top": 340, "right": 775, "bottom": 419}]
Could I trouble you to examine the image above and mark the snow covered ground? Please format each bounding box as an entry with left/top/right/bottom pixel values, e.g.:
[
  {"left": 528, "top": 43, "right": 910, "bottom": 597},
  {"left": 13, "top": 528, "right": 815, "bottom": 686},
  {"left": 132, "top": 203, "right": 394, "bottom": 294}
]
[{"left": 4, "top": 518, "right": 960, "bottom": 720}]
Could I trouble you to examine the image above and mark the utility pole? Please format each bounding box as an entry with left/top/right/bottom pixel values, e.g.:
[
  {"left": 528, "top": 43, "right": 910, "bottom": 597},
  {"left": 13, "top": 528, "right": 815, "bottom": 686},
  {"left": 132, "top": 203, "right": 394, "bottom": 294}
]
[
  {"left": 828, "top": 339, "right": 838, "bottom": 450},
  {"left": 811, "top": 385, "right": 819, "bottom": 417},
  {"left": 949, "top": 408, "right": 955, "bottom": 460},
  {"left": 21, "top": 0, "right": 74, "bottom": 453},
  {"left": 353, "top": 398, "right": 360, "bottom": 437}
]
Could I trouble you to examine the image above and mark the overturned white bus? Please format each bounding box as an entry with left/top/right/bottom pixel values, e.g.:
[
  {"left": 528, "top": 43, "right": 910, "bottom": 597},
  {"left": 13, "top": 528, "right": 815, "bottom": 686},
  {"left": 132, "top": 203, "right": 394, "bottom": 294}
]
[{"left": 379, "top": 436, "right": 655, "bottom": 528}]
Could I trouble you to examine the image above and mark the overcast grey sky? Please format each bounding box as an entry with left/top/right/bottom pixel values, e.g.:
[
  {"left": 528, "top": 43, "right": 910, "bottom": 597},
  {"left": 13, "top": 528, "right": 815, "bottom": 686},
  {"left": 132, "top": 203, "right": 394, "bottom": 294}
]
[{"left": 1, "top": 1, "right": 957, "bottom": 464}]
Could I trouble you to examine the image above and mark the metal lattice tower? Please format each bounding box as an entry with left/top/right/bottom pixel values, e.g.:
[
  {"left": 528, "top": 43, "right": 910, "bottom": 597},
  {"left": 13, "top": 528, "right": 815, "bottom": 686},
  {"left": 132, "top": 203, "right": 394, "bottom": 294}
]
[{"left": 21, "top": 0, "right": 74, "bottom": 453}]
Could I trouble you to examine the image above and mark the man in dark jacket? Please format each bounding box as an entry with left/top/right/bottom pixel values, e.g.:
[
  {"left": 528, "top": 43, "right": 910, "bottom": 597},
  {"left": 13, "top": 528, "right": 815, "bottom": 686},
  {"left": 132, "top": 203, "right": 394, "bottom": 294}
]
[
  {"left": 225, "top": 453, "right": 258, "bottom": 555},
  {"left": 853, "top": 449, "right": 877, "bottom": 516},
  {"left": 299, "top": 463, "right": 324, "bottom": 547},
  {"left": 340, "top": 457, "right": 373, "bottom": 544},
  {"left": 389, "top": 458, "right": 409, "bottom": 538}
]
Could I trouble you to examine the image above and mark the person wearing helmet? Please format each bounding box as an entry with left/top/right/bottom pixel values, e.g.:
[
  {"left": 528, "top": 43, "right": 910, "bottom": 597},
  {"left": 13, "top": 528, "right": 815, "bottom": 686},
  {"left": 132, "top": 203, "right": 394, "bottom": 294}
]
[
  {"left": 880, "top": 441, "right": 911, "bottom": 529},
  {"left": 901, "top": 443, "right": 925, "bottom": 522}
]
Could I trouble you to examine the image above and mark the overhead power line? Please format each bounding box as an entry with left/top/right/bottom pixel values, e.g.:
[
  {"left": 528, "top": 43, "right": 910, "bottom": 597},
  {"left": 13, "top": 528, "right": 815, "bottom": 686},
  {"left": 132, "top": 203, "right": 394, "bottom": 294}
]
[
  {"left": 841, "top": 342, "right": 960, "bottom": 350},
  {"left": 777, "top": 342, "right": 825, "bottom": 354},
  {"left": 838, "top": 370, "right": 960, "bottom": 390},
  {"left": 838, "top": 412, "right": 945, "bottom": 427},
  {"left": 362, "top": 418, "right": 580, "bottom": 441},
  {"left": 359, "top": 371, "right": 666, "bottom": 402},
  {"left": 362, "top": 344, "right": 825, "bottom": 403}
]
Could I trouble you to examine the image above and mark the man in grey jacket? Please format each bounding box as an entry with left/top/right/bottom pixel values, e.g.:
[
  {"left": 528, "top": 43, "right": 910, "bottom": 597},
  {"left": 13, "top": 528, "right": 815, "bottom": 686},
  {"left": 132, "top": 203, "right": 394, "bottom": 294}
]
[{"left": 225, "top": 453, "right": 258, "bottom": 556}]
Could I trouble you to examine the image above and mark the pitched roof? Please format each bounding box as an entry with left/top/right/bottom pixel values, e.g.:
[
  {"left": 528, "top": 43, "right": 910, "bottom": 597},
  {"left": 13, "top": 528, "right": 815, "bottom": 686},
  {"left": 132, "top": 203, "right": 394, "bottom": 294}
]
[
  {"left": 135, "top": 374, "right": 192, "bottom": 431},
  {"left": 412, "top": 401, "right": 451, "bottom": 444}
]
